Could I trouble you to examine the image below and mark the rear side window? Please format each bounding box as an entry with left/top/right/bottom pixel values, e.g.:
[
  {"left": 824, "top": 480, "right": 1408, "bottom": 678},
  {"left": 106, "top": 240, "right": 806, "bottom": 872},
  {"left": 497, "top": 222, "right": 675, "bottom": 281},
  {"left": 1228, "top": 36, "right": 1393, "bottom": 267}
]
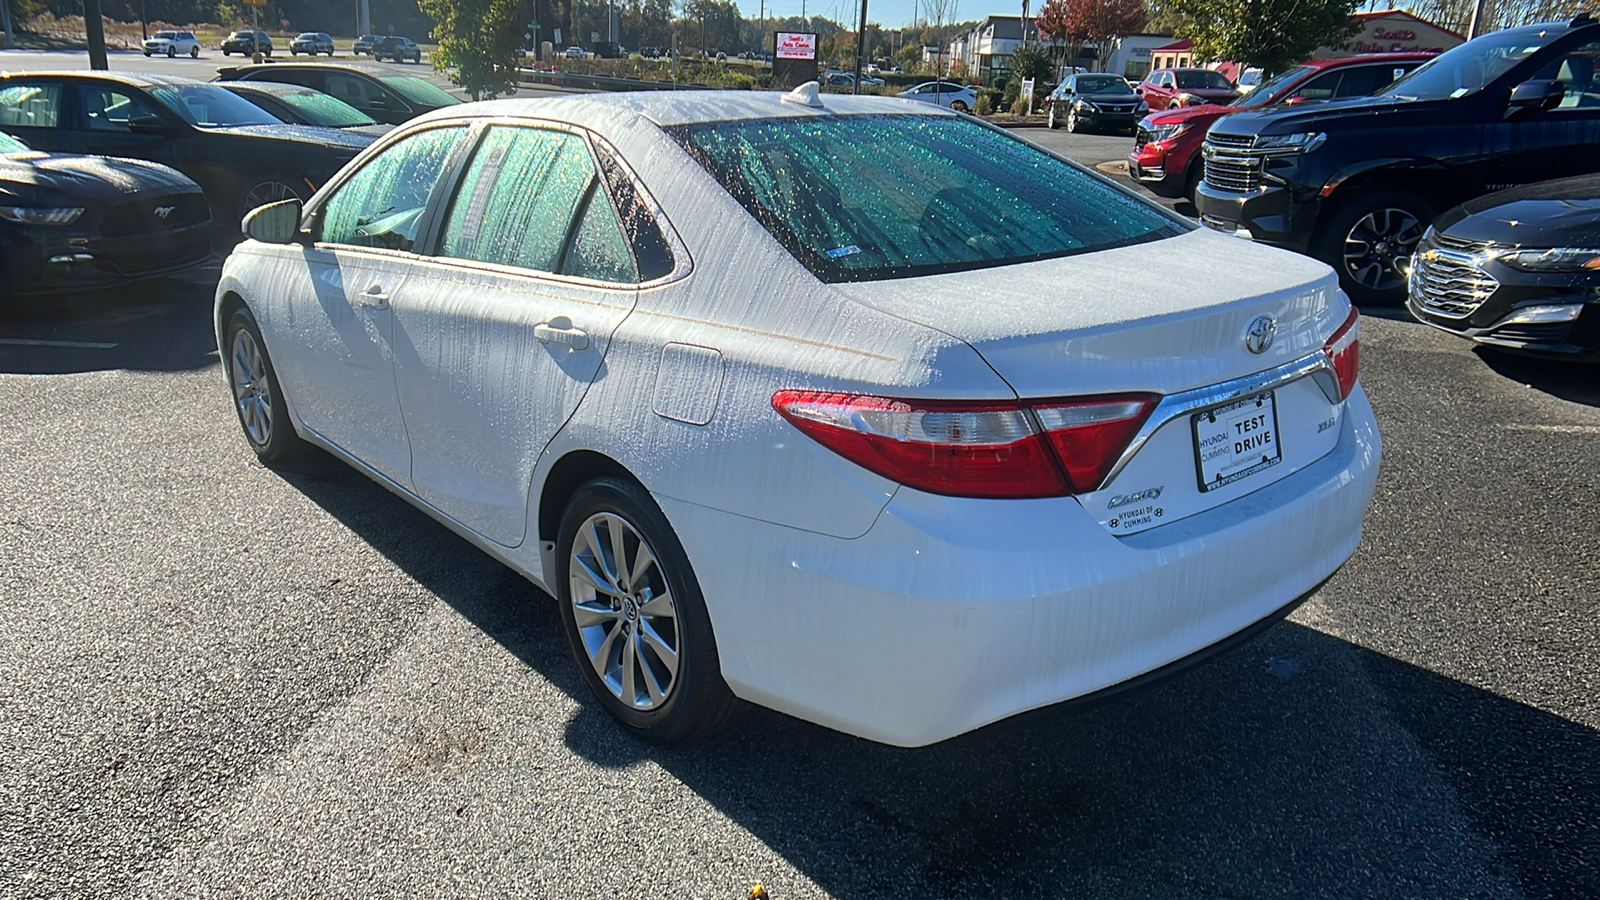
[
  {"left": 667, "top": 114, "right": 1185, "bottom": 282},
  {"left": 0, "top": 82, "right": 62, "bottom": 129}
]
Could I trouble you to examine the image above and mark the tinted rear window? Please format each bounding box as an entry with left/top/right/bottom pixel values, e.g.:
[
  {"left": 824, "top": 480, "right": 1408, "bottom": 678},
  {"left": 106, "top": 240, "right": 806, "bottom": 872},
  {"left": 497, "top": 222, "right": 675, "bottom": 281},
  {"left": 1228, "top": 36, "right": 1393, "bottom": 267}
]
[{"left": 666, "top": 113, "right": 1185, "bottom": 282}]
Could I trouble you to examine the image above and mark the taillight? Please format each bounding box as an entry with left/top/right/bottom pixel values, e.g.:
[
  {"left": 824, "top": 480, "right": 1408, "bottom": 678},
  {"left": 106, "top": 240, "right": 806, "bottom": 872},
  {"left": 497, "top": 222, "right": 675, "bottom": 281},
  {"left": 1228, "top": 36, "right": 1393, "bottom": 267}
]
[
  {"left": 1323, "top": 305, "right": 1360, "bottom": 400},
  {"left": 771, "top": 390, "right": 1155, "bottom": 499}
]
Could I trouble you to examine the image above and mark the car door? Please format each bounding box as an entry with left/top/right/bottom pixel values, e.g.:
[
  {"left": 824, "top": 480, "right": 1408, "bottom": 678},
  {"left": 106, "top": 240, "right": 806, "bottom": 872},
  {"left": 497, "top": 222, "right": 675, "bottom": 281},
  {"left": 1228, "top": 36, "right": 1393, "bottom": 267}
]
[
  {"left": 387, "top": 124, "right": 648, "bottom": 546},
  {"left": 273, "top": 123, "right": 470, "bottom": 483},
  {"left": 69, "top": 83, "right": 185, "bottom": 163},
  {"left": 0, "top": 79, "right": 67, "bottom": 151}
]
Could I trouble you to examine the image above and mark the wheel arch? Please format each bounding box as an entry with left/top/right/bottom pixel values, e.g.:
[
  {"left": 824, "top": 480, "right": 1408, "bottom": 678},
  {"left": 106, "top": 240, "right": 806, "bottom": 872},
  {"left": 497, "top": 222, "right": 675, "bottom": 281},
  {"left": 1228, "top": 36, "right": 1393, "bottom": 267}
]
[
  {"left": 1319, "top": 158, "right": 1453, "bottom": 217},
  {"left": 537, "top": 449, "right": 648, "bottom": 549}
]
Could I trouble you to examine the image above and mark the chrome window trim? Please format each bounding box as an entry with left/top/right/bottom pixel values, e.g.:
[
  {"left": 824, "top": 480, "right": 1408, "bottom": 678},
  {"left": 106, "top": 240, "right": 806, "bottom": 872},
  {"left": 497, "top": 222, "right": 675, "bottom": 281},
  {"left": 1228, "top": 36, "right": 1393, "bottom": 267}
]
[{"left": 1097, "top": 351, "right": 1343, "bottom": 491}]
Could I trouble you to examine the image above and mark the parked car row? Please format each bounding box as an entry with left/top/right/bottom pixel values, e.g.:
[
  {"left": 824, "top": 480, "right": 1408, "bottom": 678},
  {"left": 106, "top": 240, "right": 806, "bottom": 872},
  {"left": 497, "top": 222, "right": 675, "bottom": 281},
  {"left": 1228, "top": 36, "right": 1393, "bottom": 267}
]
[{"left": 212, "top": 31, "right": 424, "bottom": 59}]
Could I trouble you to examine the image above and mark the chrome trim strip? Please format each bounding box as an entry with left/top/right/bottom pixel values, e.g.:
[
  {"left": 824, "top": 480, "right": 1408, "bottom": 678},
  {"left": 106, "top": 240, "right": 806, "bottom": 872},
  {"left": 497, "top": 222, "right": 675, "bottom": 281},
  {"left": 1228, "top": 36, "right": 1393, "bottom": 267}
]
[{"left": 1097, "top": 352, "right": 1341, "bottom": 491}]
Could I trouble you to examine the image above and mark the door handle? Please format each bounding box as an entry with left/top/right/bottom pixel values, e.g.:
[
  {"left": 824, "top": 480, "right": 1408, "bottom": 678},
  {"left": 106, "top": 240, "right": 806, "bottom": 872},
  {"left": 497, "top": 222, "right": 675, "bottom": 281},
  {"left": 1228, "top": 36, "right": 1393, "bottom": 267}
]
[
  {"left": 534, "top": 322, "right": 589, "bottom": 350},
  {"left": 356, "top": 286, "right": 389, "bottom": 309}
]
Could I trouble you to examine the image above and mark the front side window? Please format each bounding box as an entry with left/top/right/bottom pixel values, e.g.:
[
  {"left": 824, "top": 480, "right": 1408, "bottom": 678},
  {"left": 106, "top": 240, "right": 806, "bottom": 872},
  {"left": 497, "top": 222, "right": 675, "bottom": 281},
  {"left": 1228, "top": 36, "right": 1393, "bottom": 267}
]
[
  {"left": 317, "top": 125, "right": 465, "bottom": 251},
  {"left": 667, "top": 114, "right": 1186, "bottom": 282},
  {"left": 439, "top": 126, "right": 637, "bottom": 282},
  {"left": 1542, "top": 40, "right": 1600, "bottom": 109},
  {"left": 80, "top": 85, "right": 163, "bottom": 131},
  {"left": 0, "top": 82, "right": 62, "bottom": 129}
]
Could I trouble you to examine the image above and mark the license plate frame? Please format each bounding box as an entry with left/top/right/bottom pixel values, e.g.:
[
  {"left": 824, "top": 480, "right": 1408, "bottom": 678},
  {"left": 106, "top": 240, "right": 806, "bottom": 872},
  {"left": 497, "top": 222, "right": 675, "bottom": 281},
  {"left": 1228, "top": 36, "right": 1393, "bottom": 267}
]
[{"left": 1192, "top": 391, "right": 1282, "bottom": 493}]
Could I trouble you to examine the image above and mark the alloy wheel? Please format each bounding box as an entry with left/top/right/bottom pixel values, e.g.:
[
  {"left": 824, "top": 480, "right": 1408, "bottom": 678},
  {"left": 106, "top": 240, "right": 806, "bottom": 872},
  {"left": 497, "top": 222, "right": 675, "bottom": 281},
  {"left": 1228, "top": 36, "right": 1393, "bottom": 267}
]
[
  {"left": 243, "top": 180, "right": 299, "bottom": 211},
  {"left": 568, "top": 512, "right": 681, "bottom": 711},
  {"left": 1342, "top": 207, "right": 1424, "bottom": 291},
  {"left": 230, "top": 328, "right": 273, "bottom": 446}
]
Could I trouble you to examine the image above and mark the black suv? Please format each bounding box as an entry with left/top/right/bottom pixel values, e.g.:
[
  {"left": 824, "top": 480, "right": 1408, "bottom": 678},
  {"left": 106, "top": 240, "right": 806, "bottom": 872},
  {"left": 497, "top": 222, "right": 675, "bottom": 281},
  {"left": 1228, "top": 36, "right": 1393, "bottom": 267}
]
[
  {"left": 220, "top": 30, "right": 272, "bottom": 57},
  {"left": 1196, "top": 13, "right": 1600, "bottom": 304}
]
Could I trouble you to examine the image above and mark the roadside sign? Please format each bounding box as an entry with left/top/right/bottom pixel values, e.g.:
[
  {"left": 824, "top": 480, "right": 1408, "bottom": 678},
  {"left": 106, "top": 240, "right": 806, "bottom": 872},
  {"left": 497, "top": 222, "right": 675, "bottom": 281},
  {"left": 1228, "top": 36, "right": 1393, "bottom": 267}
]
[{"left": 775, "top": 31, "right": 816, "bottom": 60}]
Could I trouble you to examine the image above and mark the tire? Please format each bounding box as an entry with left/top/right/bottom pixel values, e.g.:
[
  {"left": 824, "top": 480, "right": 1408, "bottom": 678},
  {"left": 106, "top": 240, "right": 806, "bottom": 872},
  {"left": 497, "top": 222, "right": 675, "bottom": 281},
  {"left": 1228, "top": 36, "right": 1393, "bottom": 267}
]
[
  {"left": 224, "top": 308, "right": 307, "bottom": 465},
  {"left": 222, "top": 49, "right": 230, "bottom": 56},
  {"left": 144, "top": 51, "right": 151, "bottom": 57},
  {"left": 1047, "top": 104, "right": 1057, "bottom": 129},
  {"left": 1167, "top": 100, "right": 1181, "bottom": 109},
  {"left": 1183, "top": 159, "right": 1203, "bottom": 203},
  {"left": 1065, "top": 106, "right": 1080, "bottom": 133},
  {"left": 556, "top": 476, "right": 740, "bottom": 743},
  {"left": 166, "top": 45, "right": 176, "bottom": 57},
  {"left": 190, "top": 45, "right": 199, "bottom": 57},
  {"left": 238, "top": 174, "right": 308, "bottom": 222},
  {"left": 949, "top": 99, "right": 968, "bottom": 113},
  {"left": 1313, "top": 189, "right": 1434, "bottom": 306}
]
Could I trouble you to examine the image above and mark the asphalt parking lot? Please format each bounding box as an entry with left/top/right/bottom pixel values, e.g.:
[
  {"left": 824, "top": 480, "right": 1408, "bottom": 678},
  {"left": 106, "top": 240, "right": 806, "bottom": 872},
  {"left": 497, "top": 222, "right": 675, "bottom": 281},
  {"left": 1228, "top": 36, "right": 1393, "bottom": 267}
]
[{"left": 1, "top": 59, "right": 1597, "bottom": 899}]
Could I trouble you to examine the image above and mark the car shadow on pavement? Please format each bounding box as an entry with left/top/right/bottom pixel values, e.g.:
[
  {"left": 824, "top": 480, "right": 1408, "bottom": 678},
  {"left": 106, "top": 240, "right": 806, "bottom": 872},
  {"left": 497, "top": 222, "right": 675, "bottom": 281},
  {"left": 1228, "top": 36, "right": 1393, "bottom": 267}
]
[
  {"left": 1475, "top": 347, "right": 1600, "bottom": 408},
  {"left": 0, "top": 268, "right": 222, "bottom": 374},
  {"left": 280, "top": 458, "right": 1597, "bottom": 900}
]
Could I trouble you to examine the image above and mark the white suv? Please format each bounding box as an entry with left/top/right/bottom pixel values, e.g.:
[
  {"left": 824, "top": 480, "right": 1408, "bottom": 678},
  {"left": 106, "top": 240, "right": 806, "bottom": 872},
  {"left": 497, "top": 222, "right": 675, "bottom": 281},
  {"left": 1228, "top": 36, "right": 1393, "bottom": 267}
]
[{"left": 143, "top": 30, "right": 201, "bottom": 58}]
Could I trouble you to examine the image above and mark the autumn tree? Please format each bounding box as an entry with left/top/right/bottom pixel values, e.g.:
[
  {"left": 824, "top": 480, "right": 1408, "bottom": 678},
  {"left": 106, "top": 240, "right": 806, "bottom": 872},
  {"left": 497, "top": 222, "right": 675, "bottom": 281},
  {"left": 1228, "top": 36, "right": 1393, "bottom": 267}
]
[
  {"left": 418, "top": 0, "right": 523, "bottom": 100},
  {"left": 1035, "top": 0, "right": 1142, "bottom": 70},
  {"left": 1167, "top": 0, "right": 1361, "bottom": 75}
]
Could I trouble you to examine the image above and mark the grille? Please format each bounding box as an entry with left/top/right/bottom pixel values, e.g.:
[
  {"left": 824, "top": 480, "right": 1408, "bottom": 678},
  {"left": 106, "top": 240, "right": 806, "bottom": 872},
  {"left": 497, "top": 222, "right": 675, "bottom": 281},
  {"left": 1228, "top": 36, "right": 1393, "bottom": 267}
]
[
  {"left": 1206, "top": 132, "right": 1256, "bottom": 151},
  {"left": 99, "top": 194, "right": 211, "bottom": 237},
  {"left": 1204, "top": 152, "right": 1261, "bottom": 193},
  {"left": 1408, "top": 232, "right": 1500, "bottom": 319},
  {"left": 1488, "top": 321, "right": 1573, "bottom": 345}
]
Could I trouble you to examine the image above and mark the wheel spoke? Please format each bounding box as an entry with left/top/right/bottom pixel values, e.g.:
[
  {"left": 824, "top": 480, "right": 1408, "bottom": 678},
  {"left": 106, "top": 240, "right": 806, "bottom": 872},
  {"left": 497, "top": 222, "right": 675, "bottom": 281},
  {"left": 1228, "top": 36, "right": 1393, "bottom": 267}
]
[
  {"left": 588, "top": 620, "right": 623, "bottom": 674},
  {"left": 578, "top": 520, "right": 622, "bottom": 594},
  {"left": 638, "top": 620, "right": 679, "bottom": 680},
  {"left": 628, "top": 541, "right": 655, "bottom": 592},
  {"left": 619, "top": 630, "right": 639, "bottom": 706},
  {"left": 571, "top": 599, "right": 617, "bottom": 629},
  {"left": 637, "top": 641, "right": 668, "bottom": 706},
  {"left": 571, "top": 551, "right": 620, "bottom": 599},
  {"left": 639, "top": 588, "right": 675, "bottom": 619},
  {"left": 609, "top": 516, "right": 632, "bottom": 592}
]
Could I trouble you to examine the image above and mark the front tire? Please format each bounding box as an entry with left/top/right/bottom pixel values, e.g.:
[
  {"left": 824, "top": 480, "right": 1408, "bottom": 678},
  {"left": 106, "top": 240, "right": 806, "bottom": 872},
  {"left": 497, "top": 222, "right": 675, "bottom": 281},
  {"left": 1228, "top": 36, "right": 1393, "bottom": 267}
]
[
  {"left": 238, "top": 174, "right": 308, "bottom": 222},
  {"left": 190, "top": 45, "right": 200, "bottom": 57},
  {"left": 225, "top": 308, "right": 306, "bottom": 464},
  {"left": 1065, "top": 106, "right": 1080, "bottom": 132},
  {"left": 1314, "top": 189, "right": 1434, "bottom": 306},
  {"left": 166, "top": 45, "right": 176, "bottom": 57},
  {"left": 556, "top": 476, "right": 740, "bottom": 743}
]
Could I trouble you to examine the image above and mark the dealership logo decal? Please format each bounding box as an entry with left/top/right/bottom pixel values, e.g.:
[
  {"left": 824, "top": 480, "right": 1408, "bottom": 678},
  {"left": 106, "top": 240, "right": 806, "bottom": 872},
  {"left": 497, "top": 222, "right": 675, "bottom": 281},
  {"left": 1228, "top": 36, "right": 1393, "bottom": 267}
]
[{"left": 1245, "top": 315, "right": 1276, "bottom": 354}]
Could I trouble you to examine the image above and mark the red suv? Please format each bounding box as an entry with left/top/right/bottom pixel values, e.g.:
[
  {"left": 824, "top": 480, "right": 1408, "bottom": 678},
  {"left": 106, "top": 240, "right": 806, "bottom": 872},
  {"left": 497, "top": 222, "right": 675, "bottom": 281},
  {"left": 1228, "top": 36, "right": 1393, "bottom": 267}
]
[
  {"left": 1128, "top": 54, "right": 1435, "bottom": 201},
  {"left": 1135, "top": 68, "right": 1240, "bottom": 110}
]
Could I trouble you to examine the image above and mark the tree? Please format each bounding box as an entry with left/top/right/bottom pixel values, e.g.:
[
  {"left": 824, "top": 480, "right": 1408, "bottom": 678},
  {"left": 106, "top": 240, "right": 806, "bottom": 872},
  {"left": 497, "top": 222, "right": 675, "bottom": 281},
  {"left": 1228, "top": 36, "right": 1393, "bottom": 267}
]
[
  {"left": 1167, "top": 0, "right": 1361, "bottom": 75},
  {"left": 418, "top": 0, "right": 523, "bottom": 100},
  {"left": 1036, "top": 0, "right": 1142, "bottom": 70}
]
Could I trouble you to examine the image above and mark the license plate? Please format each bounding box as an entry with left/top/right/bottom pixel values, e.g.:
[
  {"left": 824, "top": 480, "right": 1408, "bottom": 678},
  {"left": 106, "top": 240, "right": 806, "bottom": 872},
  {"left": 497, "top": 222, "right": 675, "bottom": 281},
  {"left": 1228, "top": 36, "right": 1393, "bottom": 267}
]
[{"left": 1193, "top": 392, "right": 1281, "bottom": 492}]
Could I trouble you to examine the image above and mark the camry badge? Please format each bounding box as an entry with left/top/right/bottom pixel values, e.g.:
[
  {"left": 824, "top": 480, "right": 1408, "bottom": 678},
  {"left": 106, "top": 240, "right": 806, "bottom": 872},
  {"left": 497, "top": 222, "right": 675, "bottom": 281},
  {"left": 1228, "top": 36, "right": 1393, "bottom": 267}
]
[
  {"left": 153, "top": 205, "right": 174, "bottom": 220},
  {"left": 1245, "top": 315, "right": 1276, "bottom": 354}
]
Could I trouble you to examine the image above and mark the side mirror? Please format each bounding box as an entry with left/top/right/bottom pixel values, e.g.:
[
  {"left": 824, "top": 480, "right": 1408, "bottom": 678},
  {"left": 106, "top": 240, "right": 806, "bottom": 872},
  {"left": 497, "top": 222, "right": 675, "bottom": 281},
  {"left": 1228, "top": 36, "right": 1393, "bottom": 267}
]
[
  {"left": 242, "top": 198, "right": 303, "bottom": 243},
  {"left": 127, "top": 113, "right": 170, "bottom": 135},
  {"left": 1508, "top": 79, "right": 1564, "bottom": 113}
]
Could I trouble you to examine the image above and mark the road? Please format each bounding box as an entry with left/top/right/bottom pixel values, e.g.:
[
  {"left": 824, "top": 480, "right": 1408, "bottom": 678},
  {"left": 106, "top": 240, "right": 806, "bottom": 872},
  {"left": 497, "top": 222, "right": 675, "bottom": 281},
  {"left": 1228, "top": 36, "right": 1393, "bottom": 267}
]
[{"left": 0, "top": 60, "right": 1597, "bottom": 899}]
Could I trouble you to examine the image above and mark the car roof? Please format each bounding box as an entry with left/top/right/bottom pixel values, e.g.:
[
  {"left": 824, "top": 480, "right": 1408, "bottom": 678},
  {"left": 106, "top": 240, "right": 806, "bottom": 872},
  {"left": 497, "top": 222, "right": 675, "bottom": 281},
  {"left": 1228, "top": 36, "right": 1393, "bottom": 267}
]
[
  {"left": 414, "top": 89, "right": 958, "bottom": 131},
  {"left": 218, "top": 64, "right": 379, "bottom": 79},
  {"left": 0, "top": 71, "right": 206, "bottom": 88},
  {"left": 1299, "top": 52, "right": 1439, "bottom": 70},
  {"left": 218, "top": 81, "right": 317, "bottom": 96}
]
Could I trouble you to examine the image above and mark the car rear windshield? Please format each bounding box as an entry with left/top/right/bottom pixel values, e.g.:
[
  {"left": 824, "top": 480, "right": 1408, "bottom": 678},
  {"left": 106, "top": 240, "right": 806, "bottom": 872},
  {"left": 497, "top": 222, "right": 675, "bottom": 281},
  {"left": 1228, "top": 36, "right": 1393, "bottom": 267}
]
[
  {"left": 1175, "top": 70, "right": 1233, "bottom": 90},
  {"left": 278, "top": 89, "right": 376, "bottom": 126},
  {"left": 666, "top": 113, "right": 1185, "bottom": 282},
  {"left": 1384, "top": 25, "right": 1564, "bottom": 100},
  {"left": 378, "top": 76, "right": 460, "bottom": 107}
]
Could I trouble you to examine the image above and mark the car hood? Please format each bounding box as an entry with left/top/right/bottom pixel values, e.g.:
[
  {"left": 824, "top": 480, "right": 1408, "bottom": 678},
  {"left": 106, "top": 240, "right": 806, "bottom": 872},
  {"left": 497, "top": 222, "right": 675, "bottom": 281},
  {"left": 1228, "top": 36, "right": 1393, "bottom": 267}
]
[
  {"left": 1433, "top": 173, "right": 1600, "bottom": 245},
  {"left": 1210, "top": 93, "right": 1439, "bottom": 135},
  {"left": 0, "top": 151, "right": 200, "bottom": 206},
  {"left": 212, "top": 124, "right": 377, "bottom": 150},
  {"left": 1143, "top": 103, "right": 1234, "bottom": 126},
  {"left": 829, "top": 228, "right": 1344, "bottom": 398},
  {"left": 1075, "top": 90, "right": 1141, "bottom": 103}
]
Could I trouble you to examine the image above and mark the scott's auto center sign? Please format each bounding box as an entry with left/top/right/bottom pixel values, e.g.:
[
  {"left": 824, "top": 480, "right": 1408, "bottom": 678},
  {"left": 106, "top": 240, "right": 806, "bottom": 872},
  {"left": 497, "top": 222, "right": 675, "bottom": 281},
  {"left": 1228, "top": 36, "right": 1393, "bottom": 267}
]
[{"left": 1332, "top": 11, "right": 1464, "bottom": 57}]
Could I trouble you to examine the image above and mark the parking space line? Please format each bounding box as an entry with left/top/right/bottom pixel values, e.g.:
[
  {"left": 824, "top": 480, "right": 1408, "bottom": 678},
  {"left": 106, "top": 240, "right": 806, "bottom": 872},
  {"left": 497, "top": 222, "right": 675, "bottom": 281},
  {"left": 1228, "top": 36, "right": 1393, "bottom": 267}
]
[
  {"left": 0, "top": 338, "right": 120, "bottom": 349},
  {"left": 1501, "top": 423, "right": 1600, "bottom": 434}
]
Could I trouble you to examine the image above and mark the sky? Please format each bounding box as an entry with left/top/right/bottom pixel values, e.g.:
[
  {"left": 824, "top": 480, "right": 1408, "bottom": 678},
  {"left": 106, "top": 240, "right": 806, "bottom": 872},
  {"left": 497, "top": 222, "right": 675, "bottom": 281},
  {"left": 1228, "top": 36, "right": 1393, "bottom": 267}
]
[{"left": 731, "top": 0, "right": 1024, "bottom": 33}]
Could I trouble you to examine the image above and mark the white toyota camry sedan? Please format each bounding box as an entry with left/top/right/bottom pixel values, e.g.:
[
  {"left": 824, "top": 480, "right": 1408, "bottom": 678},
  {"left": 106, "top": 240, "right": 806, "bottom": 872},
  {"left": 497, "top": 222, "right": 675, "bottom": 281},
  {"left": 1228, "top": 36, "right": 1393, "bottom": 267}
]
[{"left": 216, "top": 84, "right": 1380, "bottom": 747}]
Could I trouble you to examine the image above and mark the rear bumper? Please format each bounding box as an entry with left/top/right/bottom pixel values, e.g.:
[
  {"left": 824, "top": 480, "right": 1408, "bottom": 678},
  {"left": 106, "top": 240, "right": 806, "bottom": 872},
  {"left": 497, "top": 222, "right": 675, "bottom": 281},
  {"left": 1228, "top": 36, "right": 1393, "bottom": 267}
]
[{"left": 660, "top": 385, "right": 1381, "bottom": 746}]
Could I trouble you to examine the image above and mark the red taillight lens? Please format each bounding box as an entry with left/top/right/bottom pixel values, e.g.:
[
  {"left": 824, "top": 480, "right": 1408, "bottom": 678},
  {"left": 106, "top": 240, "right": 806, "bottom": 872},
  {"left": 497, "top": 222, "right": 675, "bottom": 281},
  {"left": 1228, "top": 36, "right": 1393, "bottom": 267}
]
[
  {"left": 771, "top": 391, "right": 1156, "bottom": 499},
  {"left": 1323, "top": 305, "right": 1360, "bottom": 400},
  {"left": 1035, "top": 396, "right": 1157, "bottom": 493}
]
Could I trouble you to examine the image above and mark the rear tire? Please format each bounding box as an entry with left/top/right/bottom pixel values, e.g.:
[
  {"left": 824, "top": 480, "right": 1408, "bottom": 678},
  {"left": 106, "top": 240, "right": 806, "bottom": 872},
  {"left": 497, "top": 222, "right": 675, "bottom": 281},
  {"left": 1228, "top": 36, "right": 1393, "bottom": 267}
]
[
  {"left": 949, "top": 99, "right": 968, "bottom": 113},
  {"left": 1314, "top": 189, "right": 1433, "bottom": 307},
  {"left": 224, "top": 308, "right": 307, "bottom": 465},
  {"left": 556, "top": 476, "right": 741, "bottom": 743},
  {"left": 190, "top": 45, "right": 199, "bottom": 58}
]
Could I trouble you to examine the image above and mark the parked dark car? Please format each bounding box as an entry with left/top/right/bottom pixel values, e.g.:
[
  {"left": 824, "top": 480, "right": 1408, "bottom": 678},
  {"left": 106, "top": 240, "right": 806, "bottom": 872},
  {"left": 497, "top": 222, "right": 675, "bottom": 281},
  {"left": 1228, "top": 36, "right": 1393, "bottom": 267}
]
[
  {"left": 289, "top": 32, "right": 335, "bottom": 56},
  {"left": 215, "top": 64, "right": 461, "bottom": 125},
  {"left": 640, "top": 46, "right": 663, "bottom": 59},
  {"left": 374, "top": 35, "right": 422, "bottom": 63},
  {"left": 1408, "top": 174, "right": 1600, "bottom": 359},
  {"left": 0, "top": 72, "right": 371, "bottom": 227},
  {"left": 1136, "top": 67, "right": 1239, "bottom": 109},
  {"left": 1045, "top": 72, "right": 1144, "bottom": 133},
  {"left": 0, "top": 130, "right": 210, "bottom": 305},
  {"left": 220, "top": 30, "right": 272, "bottom": 57},
  {"left": 218, "top": 82, "right": 393, "bottom": 137},
  {"left": 1130, "top": 54, "right": 1434, "bottom": 202},
  {"left": 1197, "top": 13, "right": 1600, "bottom": 304},
  {"left": 352, "top": 34, "right": 380, "bottom": 56}
]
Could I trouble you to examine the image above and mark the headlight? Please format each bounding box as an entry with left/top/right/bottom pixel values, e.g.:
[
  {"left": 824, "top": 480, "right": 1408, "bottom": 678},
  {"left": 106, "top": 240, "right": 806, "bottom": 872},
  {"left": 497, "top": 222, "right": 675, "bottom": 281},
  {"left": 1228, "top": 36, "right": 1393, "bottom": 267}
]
[
  {"left": 1254, "top": 132, "right": 1326, "bottom": 153},
  {"left": 1136, "top": 99, "right": 1149, "bottom": 113},
  {"left": 1497, "top": 248, "right": 1600, "bottom": 271},
  {"left": 1148, "top": 122, "right": 1188, "bottom": 143},
  {"left": 0, "top": 206, "right": 84, "bottom": 225},
  {"left": 1076, "top": 100, "right": 1100, "bottom": 112}
]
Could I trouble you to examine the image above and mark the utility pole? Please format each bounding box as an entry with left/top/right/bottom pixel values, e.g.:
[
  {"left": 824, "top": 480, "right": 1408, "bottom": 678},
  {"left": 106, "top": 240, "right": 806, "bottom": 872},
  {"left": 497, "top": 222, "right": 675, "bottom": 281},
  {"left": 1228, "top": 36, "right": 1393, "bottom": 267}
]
[
  {"left": 84, "top": 0, "right": 108, "bottom": 70},
  {"left": 1, "top": 0, "right": 14, "bottom": 50},
  {"left": 1467, "top": 0, "right": 1489, "bottom": 38},
  {"left": 853, "top": 0, "right": 867, "bottom": 93},
  {"left": 140, "top": 0, "right": 148, "bottom": 40},
  {"left": 359, "top": 0, "right": 372, "bottom": 36}
]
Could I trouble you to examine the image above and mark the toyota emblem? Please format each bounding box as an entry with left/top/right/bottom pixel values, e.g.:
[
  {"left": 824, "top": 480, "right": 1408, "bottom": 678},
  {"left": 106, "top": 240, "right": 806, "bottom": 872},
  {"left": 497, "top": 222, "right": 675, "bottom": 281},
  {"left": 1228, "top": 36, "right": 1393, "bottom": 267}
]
[{"left": 1245, "top": 315, "right": 1276, "bottom": 354}]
